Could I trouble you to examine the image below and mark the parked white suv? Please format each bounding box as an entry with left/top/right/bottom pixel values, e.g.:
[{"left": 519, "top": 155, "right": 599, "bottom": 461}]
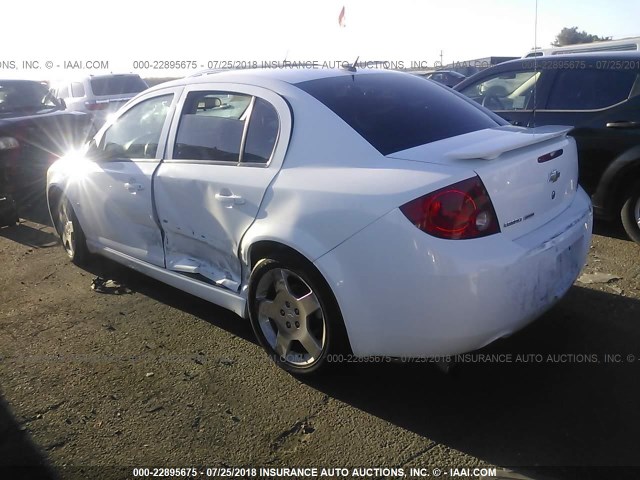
[{"left": 51, "top": 74, "right": 148, "bottom": 131}]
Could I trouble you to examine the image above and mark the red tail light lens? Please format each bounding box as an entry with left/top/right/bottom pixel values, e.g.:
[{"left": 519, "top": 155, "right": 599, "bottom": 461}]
[
  {"left": 85, "top": 101, "right": 108, "bottom": 111},
  {"left": 400, "top": 176, "right": 500, "bottom": 240}
]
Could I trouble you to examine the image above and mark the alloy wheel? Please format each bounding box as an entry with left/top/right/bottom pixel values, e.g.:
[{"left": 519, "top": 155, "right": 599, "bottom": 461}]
[
  {"left": 59, "top": 200, "right": 76, "bottom": 258},
  {"left": 255, "top": 268, "right": 326, "bottom": 367}
]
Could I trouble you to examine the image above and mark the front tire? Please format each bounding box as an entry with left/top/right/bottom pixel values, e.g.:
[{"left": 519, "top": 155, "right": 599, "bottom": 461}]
[
  {"left": 620, "top": 182, "right": 640, "bottom": 245},
  {"left": 55, "top": 196, "right": 90, "bottom": 265},
  {"left": 247, "top": 253, "right": 348, "bottom": 376}
]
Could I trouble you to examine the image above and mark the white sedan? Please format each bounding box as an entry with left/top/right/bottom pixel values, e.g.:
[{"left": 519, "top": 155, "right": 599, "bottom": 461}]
[{"left": 47, "top": 68, "right": 592, "bottom": 375}]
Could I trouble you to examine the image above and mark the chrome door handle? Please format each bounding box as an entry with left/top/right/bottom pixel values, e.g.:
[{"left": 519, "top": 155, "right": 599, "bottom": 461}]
[
  {"left": 215, "top": 193, "right": 245, "bottom": 205},
  {"left": 124, "top": 182, "right": 144, "bottom": 192}
]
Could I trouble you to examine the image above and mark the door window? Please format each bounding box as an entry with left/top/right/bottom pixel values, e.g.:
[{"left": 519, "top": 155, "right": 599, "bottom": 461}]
[
  {"left": 459, "top": 70, "right": 540, "bottom": 111},
  {"left": 546, "top": 69, "right": 638, "bottom": 110},
  {"left": 174, "top": 92, "right": 252, "bottom": 162},
  {"left": 242, "top": 98, "right": 279, "bottom": 163},
  {"left": 99, "top": 94, "right": 173, "bottom": 160}
]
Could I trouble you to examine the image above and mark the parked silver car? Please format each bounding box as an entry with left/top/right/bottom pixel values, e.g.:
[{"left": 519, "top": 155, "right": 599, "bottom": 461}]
[{"left": 51, "top": 74, "right": 148, "bottom": 130}]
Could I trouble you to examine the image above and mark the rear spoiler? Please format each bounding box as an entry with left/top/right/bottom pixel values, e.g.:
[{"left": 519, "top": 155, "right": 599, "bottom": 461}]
[{"left": 446, "top": 125, "right": 573, "bottom": 160}]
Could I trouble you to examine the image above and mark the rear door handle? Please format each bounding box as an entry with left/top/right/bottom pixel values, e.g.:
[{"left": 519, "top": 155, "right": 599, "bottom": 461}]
[
  {"left": 124, "top": 182, "right": 144, "bottom": 193},
  {"left": 606, "top": 121, "right": 640, "bottom": 129},
  {"left": 215, "top": 192, "right": 245, "bottom": 206}
]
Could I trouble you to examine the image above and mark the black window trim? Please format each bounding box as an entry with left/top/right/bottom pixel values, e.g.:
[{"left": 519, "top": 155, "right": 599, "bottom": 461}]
[{"left": 166, "top": 90, "right": 281, "bottom": 168}]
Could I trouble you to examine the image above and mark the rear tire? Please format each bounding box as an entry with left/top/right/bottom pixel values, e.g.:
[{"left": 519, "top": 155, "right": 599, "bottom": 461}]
[
  {"left": 620, "top": 181, "right": 640, "bottom": 245},
  {"left": 247, "top": 252, "right": 349, "bottom": 376},
  {"left": 55, "top": 196, "right": 90, "bottom": 265}
]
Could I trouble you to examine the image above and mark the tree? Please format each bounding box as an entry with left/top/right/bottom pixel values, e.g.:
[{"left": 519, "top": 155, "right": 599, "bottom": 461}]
[{"left": 551, "top": 27, "right": 611, "bottom": 47}]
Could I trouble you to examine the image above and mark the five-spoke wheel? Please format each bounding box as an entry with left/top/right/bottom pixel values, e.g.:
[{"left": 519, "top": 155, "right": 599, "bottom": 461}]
[
  {"left": 248, "top": 253, "right": 348, "bottom": 375},
  {"left": 55, "top": 195, "right": 89, "bottom": 264}
]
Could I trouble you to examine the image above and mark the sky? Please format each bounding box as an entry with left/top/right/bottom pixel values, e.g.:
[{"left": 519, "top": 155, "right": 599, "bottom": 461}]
[{"left": 1, "top": 0, "right": 639, "bottom": 80}]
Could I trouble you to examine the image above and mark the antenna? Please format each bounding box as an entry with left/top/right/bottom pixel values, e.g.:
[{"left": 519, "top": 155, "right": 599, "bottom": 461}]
[
  {"left": 342, "top": 56, "right": 359, "bottom": 73},
  {"left": 533, "top": 0, "right": 538, "bottom": 130}
]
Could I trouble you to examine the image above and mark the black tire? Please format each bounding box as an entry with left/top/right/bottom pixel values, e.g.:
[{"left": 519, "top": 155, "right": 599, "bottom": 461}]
[
  {"left": 620, "top": 181, "right": 640, "bottom": 245},
  {"left": 55, "top": 196, "right": 90, "bottom": 265},
  {"left": 247, "top": 252, "right": 350, "bottom": 376}
]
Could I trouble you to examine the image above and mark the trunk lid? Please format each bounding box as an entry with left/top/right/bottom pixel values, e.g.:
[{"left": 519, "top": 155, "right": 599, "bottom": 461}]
[{"left": 388, "top": 125, "right": 579, "bottom": 240}]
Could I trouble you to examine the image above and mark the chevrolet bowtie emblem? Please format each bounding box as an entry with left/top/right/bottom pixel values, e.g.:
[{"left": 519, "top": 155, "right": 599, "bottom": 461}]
[{"left": 548, "top": 170, "right": 561, "bottom": 183}]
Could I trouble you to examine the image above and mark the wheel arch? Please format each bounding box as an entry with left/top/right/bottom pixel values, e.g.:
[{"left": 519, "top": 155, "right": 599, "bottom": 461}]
[
  {"left": 592, "top": 145, "right": 640, "bottom": 218},
  {"left": 47, "top": 184, "right": 64, "bottom": 232},
  {"left": 246, "top": 239, "right": 313, "bottom": 271},
  {"left": 242, "top": 238, "right": 353, "bottom": 353}
]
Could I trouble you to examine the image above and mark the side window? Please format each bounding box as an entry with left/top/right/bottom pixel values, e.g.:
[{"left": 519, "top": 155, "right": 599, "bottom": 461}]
[
  {"left": 99, "top": 94, "right": 173, "bottom": 160},
  {"left": 546, "top": 69, "right": 638, "bottom": 110},
  {"left": 243, "top": 98, "right": 279, "bottom": 163},
  {"left": 58, "top": 84, "right": 70, "bottom": 98},
  {"left": 173, "top": 91, "right": 251, "bottom": 162},
  {"left": 71, "top": 82, "right": 85, "bottom": 98},
  {"left": 459, "top": 70, "right": 540, "bottom": 111}
]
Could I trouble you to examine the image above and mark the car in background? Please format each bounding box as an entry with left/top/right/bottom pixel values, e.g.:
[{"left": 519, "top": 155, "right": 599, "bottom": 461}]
[
  {"left": 418, "top": 70, "right": 466, "bottom": 87},
  {"left": 524, "top": 36, "right": 640, "bottom": 57},
  {"left": 0, "top": 79, "right": 91, "bottom": 204},
  {"left": 455, "top": 52, "right": 640, "bottom": 244},
  {"left": 51, "top": 74, "right": 148, "bottom": 131},
  {"left": 47, "top": 68, "right": 592, "bottom": 376}
]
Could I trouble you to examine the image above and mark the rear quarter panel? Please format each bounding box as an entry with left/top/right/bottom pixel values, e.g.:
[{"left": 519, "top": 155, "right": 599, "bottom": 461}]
[{"left": 239, "top": 85, "right": 474, "bottom": 267}]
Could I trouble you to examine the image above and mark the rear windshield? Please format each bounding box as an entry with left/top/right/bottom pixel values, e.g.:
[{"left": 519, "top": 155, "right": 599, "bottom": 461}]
[
  {"left": 90, "top": 76, "right": 148, "bottom": 96},
  {"left": 297, "top": 73, "right": 500, "bottom": 155}
]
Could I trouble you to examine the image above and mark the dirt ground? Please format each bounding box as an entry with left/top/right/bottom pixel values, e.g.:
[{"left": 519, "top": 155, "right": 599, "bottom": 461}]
[{"left": 1, "top": 196, "right": 640, "bottom": 480}]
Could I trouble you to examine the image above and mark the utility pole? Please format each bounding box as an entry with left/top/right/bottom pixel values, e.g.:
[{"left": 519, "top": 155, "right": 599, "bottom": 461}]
[{"left": 440, "top": 50, "right": 444, "bottom": 68}]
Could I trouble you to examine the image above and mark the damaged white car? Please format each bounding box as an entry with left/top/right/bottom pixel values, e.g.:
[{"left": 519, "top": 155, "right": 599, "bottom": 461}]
[{"left": 47, "top": 68, "right": 592, "bottom": 375}]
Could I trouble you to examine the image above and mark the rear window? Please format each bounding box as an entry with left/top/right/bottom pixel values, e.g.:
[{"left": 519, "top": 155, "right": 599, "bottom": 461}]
[
  {"left": 296, "top": 73, "right": 500, "bottom": 155},
  {"left": 90, "top": 76, "right": 148, "bottom": 96},
  {"left": 71, "top": 82, "right": 85, "bottom": 97}
]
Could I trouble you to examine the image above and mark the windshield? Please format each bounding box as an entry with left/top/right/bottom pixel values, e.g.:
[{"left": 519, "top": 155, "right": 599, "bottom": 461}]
[
  {"left": 90, "top": 76, "right": 148, "bottom": 96},
  {"left": 0, "top": 81, "right": 60, "bottom": 114}
]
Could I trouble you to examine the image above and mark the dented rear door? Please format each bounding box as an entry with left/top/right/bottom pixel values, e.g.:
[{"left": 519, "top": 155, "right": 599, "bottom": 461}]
[{"left": 153, "top": 84, "right": 292, "bottom": 291}]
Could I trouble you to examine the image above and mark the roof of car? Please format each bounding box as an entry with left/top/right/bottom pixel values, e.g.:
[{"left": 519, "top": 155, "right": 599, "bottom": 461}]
[
  {"left": 0, "top": 79, "right": 47, "bottom": 85},
  {"left": 146, "top": 67, "right": 403, "bottom": 93},
  {"left": 497, "top": 50, "right": 640, "bottom": 67},
  {"left": 453, "top": 51, "right": 640, "bottom": 91}
]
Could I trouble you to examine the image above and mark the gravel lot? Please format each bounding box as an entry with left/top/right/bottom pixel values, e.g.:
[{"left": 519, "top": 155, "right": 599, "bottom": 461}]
[{"left": 1, "top": 196, "right": 639, "bottom": 480}]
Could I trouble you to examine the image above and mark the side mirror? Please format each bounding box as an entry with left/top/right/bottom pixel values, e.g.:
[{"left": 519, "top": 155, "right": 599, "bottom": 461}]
[
  {"left": 58, "top": 98, "right": 67, "bottom": 109},
  {"left": 86, "top": 139, "right": 112, "bottom": 162}
]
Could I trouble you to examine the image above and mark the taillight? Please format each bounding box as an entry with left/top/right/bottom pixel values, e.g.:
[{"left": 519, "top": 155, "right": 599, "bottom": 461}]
[
  {"left": 85, "top": 101, "right": 108, "bottom": 111},
  {"left": 400, "top": 176, "right": 500, "bottom": 240}
]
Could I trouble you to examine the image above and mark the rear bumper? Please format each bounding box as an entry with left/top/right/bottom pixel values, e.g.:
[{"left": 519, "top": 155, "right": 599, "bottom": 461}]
[{"left": 315, "top": 188, "right": 593, "bottom": 358}]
